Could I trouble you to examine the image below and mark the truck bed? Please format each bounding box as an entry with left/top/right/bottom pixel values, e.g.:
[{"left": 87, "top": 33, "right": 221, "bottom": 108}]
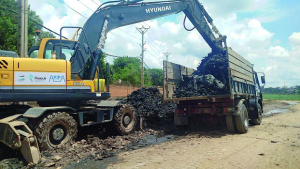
[{"left": 163, "top": 48, "right": 256, "bottom": 102}]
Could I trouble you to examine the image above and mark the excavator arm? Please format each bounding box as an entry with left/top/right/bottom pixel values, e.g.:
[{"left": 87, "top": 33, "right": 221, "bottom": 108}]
[{"left": 71, "top": 0, "right": 226, "bottom": 79}]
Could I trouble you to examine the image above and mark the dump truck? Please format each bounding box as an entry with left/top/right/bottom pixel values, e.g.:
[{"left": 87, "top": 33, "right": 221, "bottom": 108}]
[{"left": 163, "top": 48, "right": 265, "bottom": 133}]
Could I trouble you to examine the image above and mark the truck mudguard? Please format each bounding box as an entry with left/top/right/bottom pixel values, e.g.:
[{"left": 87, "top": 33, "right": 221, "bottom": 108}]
[
  {"left": 248, "top": 99, "right": 259, "bottom": 119},
  {"left": 235, "top": 99, "right": 247, "bottom": 116}
]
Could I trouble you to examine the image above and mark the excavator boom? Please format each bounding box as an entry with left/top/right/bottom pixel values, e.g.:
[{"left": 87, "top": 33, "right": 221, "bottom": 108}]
[{"left": 71, "top": 0, "right": 226, "bottom": 79}]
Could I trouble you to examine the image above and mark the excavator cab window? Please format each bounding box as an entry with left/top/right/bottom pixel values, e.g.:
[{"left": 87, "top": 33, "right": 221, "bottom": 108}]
[
  {"left": 29, "top": 50, "right": 38, "bottom": 58},
  {"left": 44, "top": 40, "right": 77, "bottom": 60}
]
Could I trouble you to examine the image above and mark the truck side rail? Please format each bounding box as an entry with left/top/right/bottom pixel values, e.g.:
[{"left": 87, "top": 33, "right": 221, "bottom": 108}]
[{"left": 227, "top": 48, "right": 256, "bottom": 98}]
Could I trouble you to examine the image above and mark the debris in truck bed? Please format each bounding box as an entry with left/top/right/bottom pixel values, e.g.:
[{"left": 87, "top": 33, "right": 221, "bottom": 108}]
[
  {"left": 175, "top": 54, "right": 229, "bottom": 98},
  {"left": 125, "top": 87, "right": 176, "bottom": 122}
]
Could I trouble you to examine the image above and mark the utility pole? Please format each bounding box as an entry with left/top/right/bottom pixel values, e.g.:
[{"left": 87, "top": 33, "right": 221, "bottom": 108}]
[
  {"left": 163, "top": 52, "right": 172, "bottom": 61},
  {"left": 17, "top": 0, "right": 28, "bottom": 57},
  {"left": 136, "top": 25, "right": 150, "bottom": 87}
]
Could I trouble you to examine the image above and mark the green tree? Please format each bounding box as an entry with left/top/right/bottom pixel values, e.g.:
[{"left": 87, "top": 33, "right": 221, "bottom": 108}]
[
  {"left": 0, "top": 0, "right": 55, "bottom": 53},
  {"left": 111, "top": 57, "right": 152, "bottom": 86},
  {"left": 147, "top": 68, "right": 164, "bottom": 86},
  {"left": 39, "top": 30, "right": 56, "bottom": 39}
]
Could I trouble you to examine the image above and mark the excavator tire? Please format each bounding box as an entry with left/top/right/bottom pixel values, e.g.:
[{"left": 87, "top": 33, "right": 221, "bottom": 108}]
[
  {"left": 113, "top": 104, "right": 137, "bottom": 135},
  {"left": 34, "top": 112, "right": 77, "bottom": 150},
  {"left": 250, "top": 104, "right": 262, "bottom": 125}
]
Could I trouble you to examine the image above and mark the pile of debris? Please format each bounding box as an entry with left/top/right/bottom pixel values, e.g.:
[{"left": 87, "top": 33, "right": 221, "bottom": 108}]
[
  {"left": 126, "top": 87, "right": 176, "bottom": 122},
  {"left": 36, "top": 130, "right": 161, "bottom": 168},
  {"left": 175, "top": 54, "right": 229, "bottom": 97}
]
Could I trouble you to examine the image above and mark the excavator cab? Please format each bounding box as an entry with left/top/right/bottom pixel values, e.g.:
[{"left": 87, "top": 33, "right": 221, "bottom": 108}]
[{"left": 28, "top": 38, "right": 77, "bottom": 61}]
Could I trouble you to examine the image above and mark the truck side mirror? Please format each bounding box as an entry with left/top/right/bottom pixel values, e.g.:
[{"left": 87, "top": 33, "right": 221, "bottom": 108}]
[{"left": 261, "top": 76, "right": 265, "bottom": 84}]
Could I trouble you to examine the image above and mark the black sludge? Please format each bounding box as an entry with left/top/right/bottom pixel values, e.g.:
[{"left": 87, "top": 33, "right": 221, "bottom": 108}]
[
  {"left": 174, "top": 54, "right": 229, "bottom": 98},
  {"left": 126, "top": 87, "right": 176, "bottom": 123}
]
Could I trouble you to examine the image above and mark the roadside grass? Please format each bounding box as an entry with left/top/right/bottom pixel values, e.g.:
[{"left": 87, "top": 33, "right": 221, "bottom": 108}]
[{"left": 263, "top": 94, "right": 300, "bottom": 101}]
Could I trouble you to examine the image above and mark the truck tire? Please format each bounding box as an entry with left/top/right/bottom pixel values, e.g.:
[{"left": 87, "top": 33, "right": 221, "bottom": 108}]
[
  {"left": 235, "top": 104, "right": 249, "bottom": 133},
  {"left": 34, "top": 112, "right": 77, "bottom": 150},
  {"left": 250, "top": 104, "right": 262, "bottom": 125},
  {"left": 114, "top": 104, "right": 137, "bottom": 135}
]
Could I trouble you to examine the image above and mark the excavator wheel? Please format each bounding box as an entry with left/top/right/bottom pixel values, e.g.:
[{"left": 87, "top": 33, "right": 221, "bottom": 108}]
[
  {"left": 113, "top": 104, "right": 137, "bottom": 135},
  {"left": 34, "top": 112, "right": 77, "bottom": 150}
]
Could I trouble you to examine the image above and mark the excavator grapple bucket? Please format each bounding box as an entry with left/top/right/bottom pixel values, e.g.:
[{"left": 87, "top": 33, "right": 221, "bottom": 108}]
[{"left": 0, "top": 114, "right": 40, "bottom": 165}]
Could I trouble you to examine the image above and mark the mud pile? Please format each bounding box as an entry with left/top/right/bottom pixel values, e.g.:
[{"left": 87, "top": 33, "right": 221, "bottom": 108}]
[
  {"left": 126, "top": 87, "right": 176, "bottom": 122},
  {"left": 35, "top": 129, "right": 163, "bottom": 168},
  {"left": 174, "top": 54, "right": 229, "bottom": 97}
]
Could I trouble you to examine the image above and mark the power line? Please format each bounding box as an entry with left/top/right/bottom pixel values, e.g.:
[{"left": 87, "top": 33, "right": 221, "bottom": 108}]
[
  {"left": 138, "top": 23, "right": 166, "bottom": 53},
  {"left": 69, "top": 1, "right": 141, "bottom": 45},
  {"left": 89, "top": 0, "right": 100, "bottom": 6},
  {"left": 146, "top": 49, "right": 160, "bottom": 61},
  {"left": 144, "top": 62, "right": 150, "bottom": 69},
  {"left": 147, "top": 34, "right": 165, "bottom": 51},
  {"left": 146, "top": 44, "right": 161, "bottom": 56},
  {"left": 59, "top": 0, "right": 142, "bottom": 49},
  {"left": 117, "top": 28, "right": 140, "bottom": 41},
  {"left": 0, "top": 6, "right": 68, "bottom": 39},
  {"left": 58, "top": 0, "right": 88, "bottom": 19},
  {"left": 77, "top": 0, "right": 94, "bottom": 12},
  {"left": 109, "top": 32, "right": 139, "bottom": 45}
]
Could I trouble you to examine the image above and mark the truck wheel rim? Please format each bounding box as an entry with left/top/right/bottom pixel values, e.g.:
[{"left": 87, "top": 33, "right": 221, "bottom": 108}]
[
  {"left": 258, "top": 106, "right": 262, "bottom": 120},
  {"left": 244, "top": 110, "right": 249, "bottom": 128}
]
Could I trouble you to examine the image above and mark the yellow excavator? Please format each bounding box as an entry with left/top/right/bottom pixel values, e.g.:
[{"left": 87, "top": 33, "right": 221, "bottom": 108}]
[{"left": 0, "top": 0, "right": 228, "bottom": 165}]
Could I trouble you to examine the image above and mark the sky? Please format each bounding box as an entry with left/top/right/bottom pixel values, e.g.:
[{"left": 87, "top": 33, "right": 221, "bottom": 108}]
[{"left": 28, "top": 0, "right": 300, "bottom": 88}]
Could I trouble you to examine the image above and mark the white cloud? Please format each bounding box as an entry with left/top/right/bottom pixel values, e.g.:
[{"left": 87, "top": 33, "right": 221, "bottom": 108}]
[
  {"left": 289, "top": 32, "right": 300, "bottom": 47},
  {"left": 268, "top": 46, "right": 289, "bottom": 57},
  {"left": 161, "top": 22, "right": 180, "bottom": 34},
  {"left": 28, "top": 0, "right": 300, "bottom": 87}
]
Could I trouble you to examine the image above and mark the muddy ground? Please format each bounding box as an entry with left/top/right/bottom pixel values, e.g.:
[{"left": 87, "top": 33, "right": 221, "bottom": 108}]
[{"left": 0, "top": 100, "right": 299, "bottom": 169}]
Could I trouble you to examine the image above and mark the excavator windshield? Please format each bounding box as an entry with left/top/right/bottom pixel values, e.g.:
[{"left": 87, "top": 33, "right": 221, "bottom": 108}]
[
  {"left": 44, "top": 39, "right": 77, "bottom": 60},
  {"left": 28, "top": 39, "right": 77, "bottom": 60}
]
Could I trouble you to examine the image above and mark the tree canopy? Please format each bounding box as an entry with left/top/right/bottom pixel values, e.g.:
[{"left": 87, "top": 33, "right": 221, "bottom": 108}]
[
  {"left": 146, "top": 68, "right": 164, "bottom": 86},
  {"left": 0, "top": 0, "right": 55, "bottom": 52},
  {"left": 111, "top": 56, "right": 163, "bottom": 86}
]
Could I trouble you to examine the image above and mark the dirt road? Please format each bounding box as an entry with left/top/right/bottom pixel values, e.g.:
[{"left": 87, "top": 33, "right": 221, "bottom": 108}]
[
  {"left": 107, "top": 101, "right": 300, "bottom": 169},
  {"left": 0, "top": 100, "right": 299, "bottom": 169}
]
